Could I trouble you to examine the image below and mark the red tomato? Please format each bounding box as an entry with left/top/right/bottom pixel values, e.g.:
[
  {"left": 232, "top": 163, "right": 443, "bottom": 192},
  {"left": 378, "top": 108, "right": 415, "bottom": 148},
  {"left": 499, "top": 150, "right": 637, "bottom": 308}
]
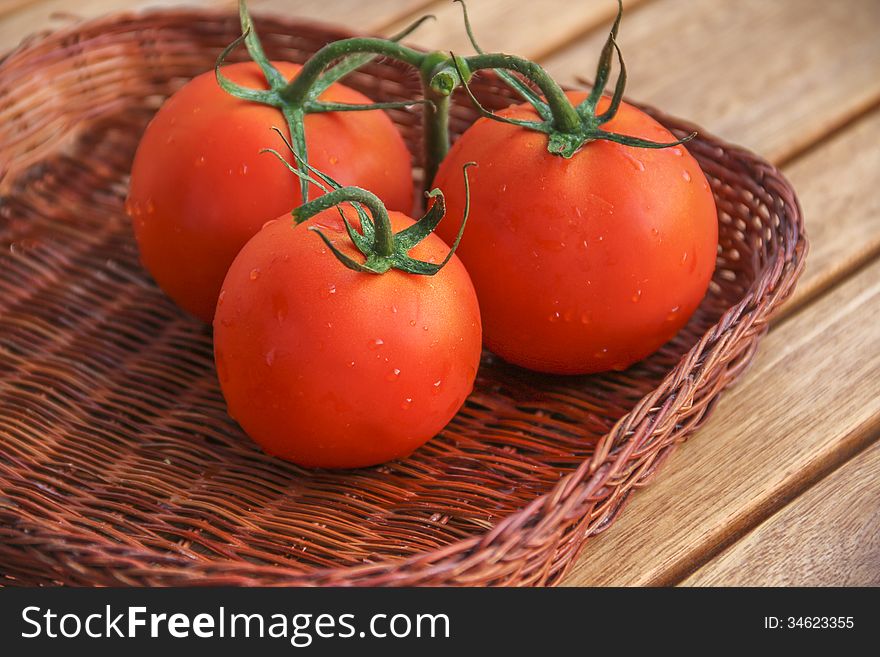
[
  {"left": 128, "top": 61, "right": 413, "bottom": 321},
  {"left": 213, "top": 208, "right": 482, "bottom": 469},
  {"left": 433, "top": 92, "right": 718, "bottom": 374}
]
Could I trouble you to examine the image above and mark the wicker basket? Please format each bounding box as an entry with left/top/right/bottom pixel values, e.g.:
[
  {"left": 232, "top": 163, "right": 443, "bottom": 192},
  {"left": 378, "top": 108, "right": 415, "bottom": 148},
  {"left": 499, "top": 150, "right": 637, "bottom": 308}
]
[{"left": 0, "top": 9, "right": 806, "bottom": 586}]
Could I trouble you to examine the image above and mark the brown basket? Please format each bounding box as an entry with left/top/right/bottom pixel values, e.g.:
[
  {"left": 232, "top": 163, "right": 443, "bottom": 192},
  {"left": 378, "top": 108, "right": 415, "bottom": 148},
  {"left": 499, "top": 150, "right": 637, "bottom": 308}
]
[{"left": 0, "top": 9, "right": 806, "bottom": 586}]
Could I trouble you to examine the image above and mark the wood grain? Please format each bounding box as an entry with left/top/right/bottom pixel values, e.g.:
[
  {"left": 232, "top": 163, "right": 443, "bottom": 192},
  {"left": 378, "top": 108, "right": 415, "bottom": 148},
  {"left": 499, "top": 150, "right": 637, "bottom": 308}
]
[
  {"left": 0, "top": 0, "right": 33, "bottom": 20},
  {"left": 780, "top": 110, "right": 880, "bottom": 316},
  {"left": 382, "top": 0, "right": 646, "bottom": 60},
  {"left": 1, "top": 0, "right": 878, "bottom": 586},
  {"left": 562, "top": 257, "right": 880, "bottom": 586},
  {"left": 683, "top": 441, "right": 880, "bottom": 586},
  {"left": 0, "top": 0, "right": 428, "bottom": 53},
  {"left": 252, "top": 0, "right": 436, "bottom": 34},
  {"left": 544, "top": 0, "right": 880, "bottom": 164},
  {"left": 0, "top": 0, "right": 226, "bottom": 52}
]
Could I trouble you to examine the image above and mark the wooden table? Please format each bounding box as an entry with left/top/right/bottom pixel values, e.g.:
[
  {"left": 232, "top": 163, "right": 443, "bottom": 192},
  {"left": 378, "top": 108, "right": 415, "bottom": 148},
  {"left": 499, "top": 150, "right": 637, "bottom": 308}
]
[{"left": 2, "top": 0, "right": 878, "bottom": 586}]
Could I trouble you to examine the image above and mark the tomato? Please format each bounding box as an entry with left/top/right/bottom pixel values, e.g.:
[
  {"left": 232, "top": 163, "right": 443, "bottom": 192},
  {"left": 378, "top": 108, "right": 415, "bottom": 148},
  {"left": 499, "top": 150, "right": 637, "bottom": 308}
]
[
  {"left": 213, "top": 208, "right": 481, "bottom": 468},
  {"left": 433, "top": 92, "right": 718, "bottom": 375},
  {"left": 127, "top": 61, "right": 413, "bottom": 321}
]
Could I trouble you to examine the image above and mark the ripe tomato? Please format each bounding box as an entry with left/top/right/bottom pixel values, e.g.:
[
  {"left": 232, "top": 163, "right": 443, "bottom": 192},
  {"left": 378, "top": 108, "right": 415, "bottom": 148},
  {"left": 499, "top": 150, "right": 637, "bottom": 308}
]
[
  {"left": 128, "top": 61, "right": 413, "bottom": 321},
  {"left": 213, "top": 208, "right": 481, "bottom": 468},
  {"left": 433, "top": 92, "right": 718, "bottom": 374}
]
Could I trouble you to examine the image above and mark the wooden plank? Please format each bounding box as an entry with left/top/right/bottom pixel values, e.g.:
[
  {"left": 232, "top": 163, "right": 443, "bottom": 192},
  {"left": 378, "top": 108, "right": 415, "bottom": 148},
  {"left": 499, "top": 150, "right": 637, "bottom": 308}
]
[
  {"left": 544, "top": 0, "right": 880, "bottom": 164},
  {"left": 382, "top": 0, "right": 647, "bottom": 59},
  {"left": 780, "top": 110, "right": 880, "bottom": 315},
  {"left": 682, "top": 441, "right": 880, "bottom": 586},
  {"left": 0, "top": 0, "right": 424, "bottom": 54},
  {"left": 0, "top": 0, "right": 230, "bottom": 53},
  {"left": 562, "top": 257, "right": 880, "bottom": 586},
  {"left": 0, "top": 0, "right": 35, "bottom": 20},
  {"left": 251, "top": 0, "right": 437, "bottom": 34}
]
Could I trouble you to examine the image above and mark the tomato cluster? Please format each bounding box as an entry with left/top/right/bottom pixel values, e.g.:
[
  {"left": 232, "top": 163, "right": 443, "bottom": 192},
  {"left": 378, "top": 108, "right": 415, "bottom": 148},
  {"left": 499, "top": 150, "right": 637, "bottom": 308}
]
[{"left": 127, "top": 1, "right": 718, "bottom": 468}]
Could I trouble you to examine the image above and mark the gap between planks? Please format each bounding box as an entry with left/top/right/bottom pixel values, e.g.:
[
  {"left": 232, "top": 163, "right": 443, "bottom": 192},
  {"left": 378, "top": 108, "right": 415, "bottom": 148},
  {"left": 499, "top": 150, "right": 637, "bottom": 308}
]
[
  {"left": 681, "top": 437, "right": 880, "bottom": 586},
  {"left": 3, "top": 0, "right": 878, "bottom": 585},
  {"left": 563, "top": 256, "right": 880, "bottom": 586}
]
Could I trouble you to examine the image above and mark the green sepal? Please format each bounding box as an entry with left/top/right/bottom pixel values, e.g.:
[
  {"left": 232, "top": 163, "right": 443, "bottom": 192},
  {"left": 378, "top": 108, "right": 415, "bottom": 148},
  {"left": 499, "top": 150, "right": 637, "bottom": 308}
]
[
  {"left": 265, "top": 132, "right": 375, "bottom": 255},
  {"left": 581, "top": 0, "right": 623, "bottom": 114},
  {"left": 304, "top": 99, "right": 433, "bottom": 114},
  {"left": 394, "top": 193, "right": 446, "bottom": 250},
  {"left": 214, "top": 30, "right": 282, "bottom": 105},
  {"left": 391, "top": 166, "right": 473, "bottom": 276},
  {"left": 454, "top": 0, "right": 552, "bottom": 121},
  {"left": 594, "top": 37, "right": 626, "bottom": 124},
  {"left": 238, "top": 0, "right": 286, "bottom": 88},
  {"left": 590, "top": 129, "right": 696, "bottom": 149},
  {"left": 280, "top": 106, "right": 311, "bottom": 203},
  {"left": 308, "top": 227, "right": 377, "bottom": 273},
  {"left": 547, "top": 131, "right": 584, "bottom": 157},
  {"left": 291, "top": 164, "right": 476, "bottom": 277},
  {"left": 451, "top": 54, "right": 548, "bottom": 131}
]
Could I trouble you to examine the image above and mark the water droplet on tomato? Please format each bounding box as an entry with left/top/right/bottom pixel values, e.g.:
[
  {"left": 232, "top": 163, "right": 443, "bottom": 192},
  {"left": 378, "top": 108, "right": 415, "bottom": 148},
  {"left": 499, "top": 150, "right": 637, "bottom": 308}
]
[
  {"left": 409, "top": 319, "right": 417, "bottom": 327},
  {"left": 390, "top": 304, "right": 398, "bottom": 314},
  {"left": 195, "top": 155, "right": 206, "bottom": 167},
  {"left": 651, "top": 227, "right": 660, "bottom": 237},
  {"left": 369, "top": 338, "right": 384, "bottom": 349},
  {"left": 272, "top": 293, "right": 288, "bottom": 324},
  {"left": 631, "top": 289, "right": 642, "bottom": 303},
  {"left": 500, "top": 183, "right": 507, "bottom": 192},
  {"left": 666, "top": 306, "right": 680, "bottom": 321},
  {"left": 432, "top": 380, "right": 442, "bottom": 395},
  {"left": 682, "top": 170, "right": 692, "bottom": 183},
  {"left": 671, "top": 147, "right": 683, "bottom": 157},
  {"left": 422, "top": 325, "right": 429, "bottom": 331},
  {"left": 621, "top": 150, "right": 646, "bottom": 171},
  {"left": 347, "top": 361, "right": 356, "bottom": 368},
  {"left": 249, "top": 268, "right": 260, "bottom": 281},
  {"left": 401, "top": 397, "right": 413, "bottom": 410},
  {"left": 265, "top": 349, "right": 276, "bottom": 366},
  {"left": 240, "top": 163, "right": 249, "bottom": 175},
  {"left": 681, "top": 251, "right": 689, "bottom": 265},
  {"left": 580, "top": 311, "right": 592, "bottom": 325},
  {"left": 217, "top": 290, "right": 226, "bottom": 307},
  {"left": 386, "top": 368, "right": 401, "bottom": 381},
  {"left": 320, "top": 283, "right": 336, "bottom": 298},
  {"left": 549, "top": 311, "right": 561, "bottom": 323},
  {"left": 165, "top": 135, "right": 175, "bottom": 145},
  {"left": 329, "top": 155, "right": 339, "bottom": 165}
]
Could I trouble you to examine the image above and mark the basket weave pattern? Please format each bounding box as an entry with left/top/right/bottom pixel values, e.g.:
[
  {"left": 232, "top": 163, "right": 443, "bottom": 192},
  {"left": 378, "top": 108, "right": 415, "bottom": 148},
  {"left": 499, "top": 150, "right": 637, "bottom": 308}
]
[{"left": 0, "top": 10, "right": 806, "bottom": 586}]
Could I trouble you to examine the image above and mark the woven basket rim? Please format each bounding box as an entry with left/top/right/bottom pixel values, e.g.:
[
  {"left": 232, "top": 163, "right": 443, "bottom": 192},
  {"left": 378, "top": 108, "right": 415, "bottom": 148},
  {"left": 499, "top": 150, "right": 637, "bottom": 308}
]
[{"left": 0, "top": 7, "right": 808, "bottom": 586}]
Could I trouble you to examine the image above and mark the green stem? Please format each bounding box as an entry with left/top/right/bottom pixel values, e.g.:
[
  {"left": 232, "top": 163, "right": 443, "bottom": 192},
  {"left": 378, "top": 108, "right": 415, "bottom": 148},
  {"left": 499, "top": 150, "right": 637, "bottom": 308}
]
[
  {"left": 456, "top": 53, "right": 581, "bottom": 134},
  {"left": 421, "top": 85, "right": 450, "bottom": 190},
  {"left": 279, "top": 38, "right": 426, "bottom": 105},
  {"left": 292, "top": 187, "right": 395, "bottom": 257}
]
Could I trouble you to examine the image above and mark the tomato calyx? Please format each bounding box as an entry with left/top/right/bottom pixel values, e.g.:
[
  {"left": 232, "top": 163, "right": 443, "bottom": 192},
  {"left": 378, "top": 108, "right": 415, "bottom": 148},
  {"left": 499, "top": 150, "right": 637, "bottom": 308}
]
[
  {"left": 434, "top": 0, "right": 696, "bottom": 159},
  {"left": 215, "top": 1, "right": 432, "bottom": 204},
  {"left": 264, "top": 129, "right": 475, "bottom": 277}
]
